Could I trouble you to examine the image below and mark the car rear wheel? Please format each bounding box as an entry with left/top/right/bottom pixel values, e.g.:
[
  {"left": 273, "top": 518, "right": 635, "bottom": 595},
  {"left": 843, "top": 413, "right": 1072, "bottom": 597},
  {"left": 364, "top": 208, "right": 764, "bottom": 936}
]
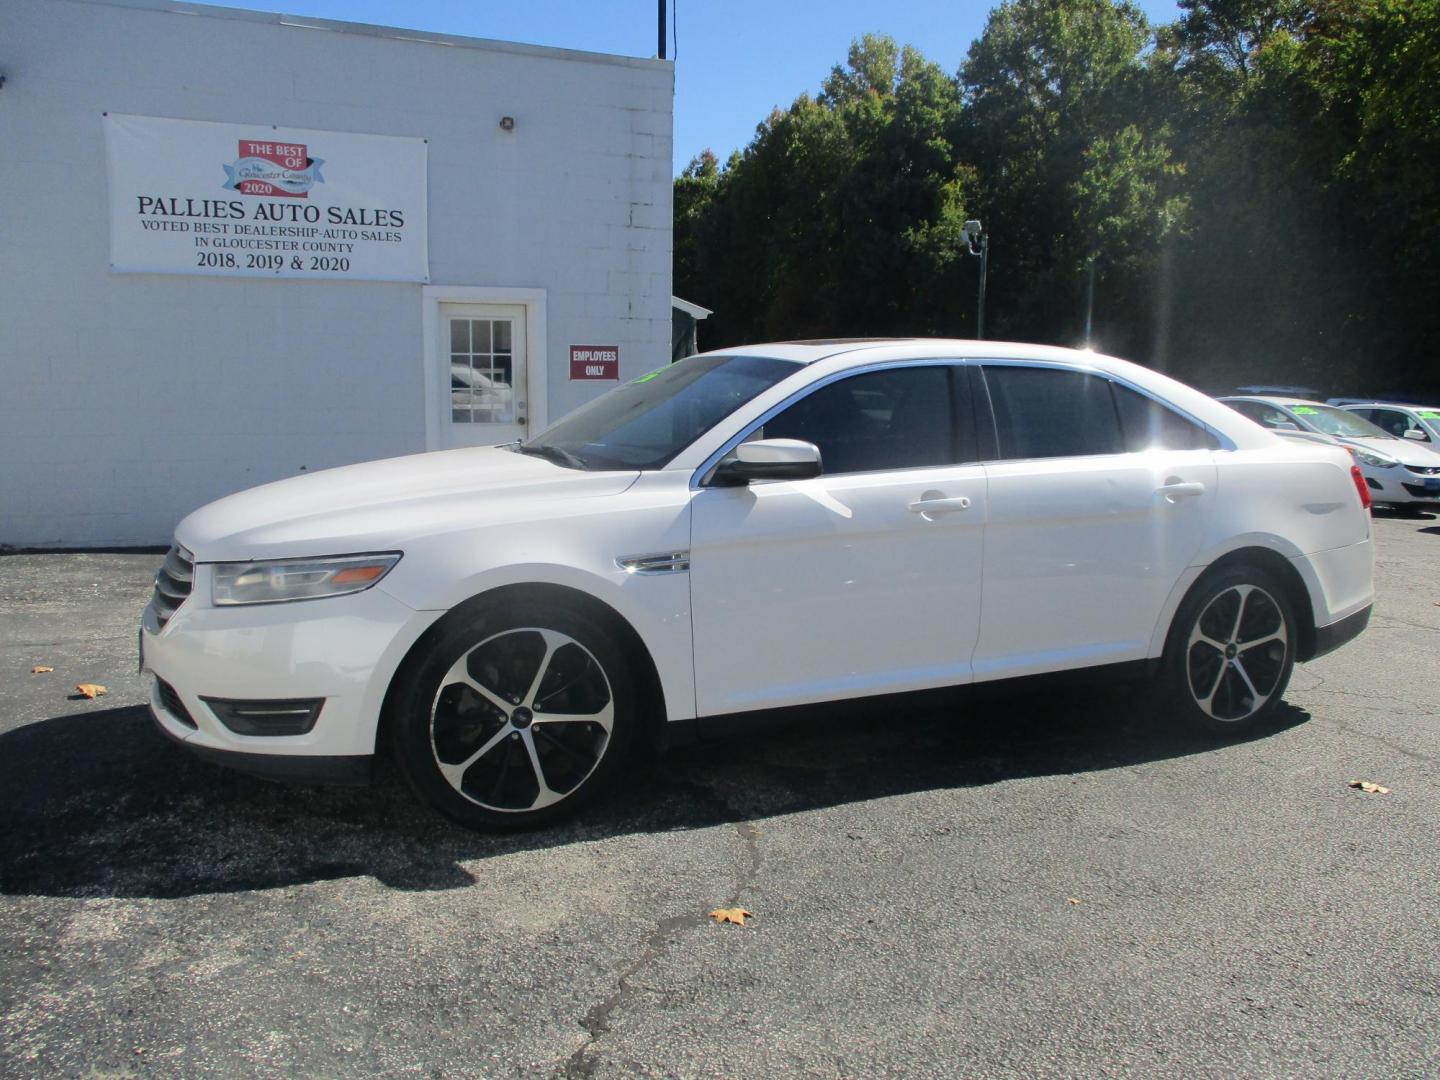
[
  {"left": 390, "top": 597, "right": 635, "bottom": 830},
  {"left": 1162, "top": 564, "right": 1297, "bottom": 735}
]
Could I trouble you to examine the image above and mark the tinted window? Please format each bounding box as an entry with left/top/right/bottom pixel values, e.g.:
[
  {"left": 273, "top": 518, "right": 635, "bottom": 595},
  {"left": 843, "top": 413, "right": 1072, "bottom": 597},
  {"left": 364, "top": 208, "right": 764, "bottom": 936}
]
[
  {"left": 1366, "top": 409, "right": 1412, "bottom": 438},
  {"left": 760, "top": 366, "right": 962, "bottom": 474},
  {"left": 983, "top": 366, "right": 1123, "bottom": 459},
  {"left": 1113, "top": 384, "right": 1219, "bottom": 450}
]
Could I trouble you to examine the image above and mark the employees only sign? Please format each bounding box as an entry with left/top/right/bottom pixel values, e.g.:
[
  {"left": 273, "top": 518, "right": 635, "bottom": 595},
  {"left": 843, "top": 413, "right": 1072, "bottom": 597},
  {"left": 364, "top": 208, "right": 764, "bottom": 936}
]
[
  {"left": 105, "top": 114, "right": 428, "bottom": 282},
  {"left": 570, "top": 345, "right": 620, "bottom": 380}
]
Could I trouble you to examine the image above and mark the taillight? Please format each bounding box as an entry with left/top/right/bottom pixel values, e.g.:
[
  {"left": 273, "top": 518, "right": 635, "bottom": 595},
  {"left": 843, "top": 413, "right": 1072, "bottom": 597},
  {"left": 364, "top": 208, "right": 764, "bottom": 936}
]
[{"left": 1350, "top": 464, "right": 1372, "bottom": 510}]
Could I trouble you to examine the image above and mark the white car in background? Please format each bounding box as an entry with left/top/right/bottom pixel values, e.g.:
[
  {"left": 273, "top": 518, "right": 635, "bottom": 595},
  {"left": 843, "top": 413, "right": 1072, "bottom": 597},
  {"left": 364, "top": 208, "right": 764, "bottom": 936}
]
[
  {"left": 1339, "top": 402, "right": 1440, "bottom": 448},
  {"left": 143, "top": 341, "right": 1375, "bottom": 829},
  {"left": 1220, "top": 396, "right": 1440, "bottom": 509}
]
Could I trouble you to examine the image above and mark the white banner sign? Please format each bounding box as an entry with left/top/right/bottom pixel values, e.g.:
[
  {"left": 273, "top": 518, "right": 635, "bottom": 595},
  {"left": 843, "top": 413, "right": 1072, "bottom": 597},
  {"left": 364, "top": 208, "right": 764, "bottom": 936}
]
[{"left": 105, "top": 114, "right": 428, "bottom": 282}]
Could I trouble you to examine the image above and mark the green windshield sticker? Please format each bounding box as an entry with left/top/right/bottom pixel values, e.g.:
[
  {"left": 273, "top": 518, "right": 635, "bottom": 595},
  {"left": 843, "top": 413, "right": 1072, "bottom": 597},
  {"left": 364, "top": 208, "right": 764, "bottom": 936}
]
[
  {"left": 1292, "top": 406, "right": 1319, "bottom": 414},
  {"left": 1419, "top": 411, "right": 1440, "bottom": 421},
  {"left": 632, "top": 368, "right": 666, "bottom": 384}
]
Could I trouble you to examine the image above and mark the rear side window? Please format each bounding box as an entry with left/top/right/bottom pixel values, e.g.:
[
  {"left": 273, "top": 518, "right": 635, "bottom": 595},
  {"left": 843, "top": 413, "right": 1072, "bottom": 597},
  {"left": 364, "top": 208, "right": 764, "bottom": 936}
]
[
  {"left": 1112, "top": 384, "right": 1219, "bottom": 451},
  {"left": 982, "top": 366, "right": 1122, "bottom": 459},
  {"left": 760, "top": 365, "right": 968, "bottom": 474}
]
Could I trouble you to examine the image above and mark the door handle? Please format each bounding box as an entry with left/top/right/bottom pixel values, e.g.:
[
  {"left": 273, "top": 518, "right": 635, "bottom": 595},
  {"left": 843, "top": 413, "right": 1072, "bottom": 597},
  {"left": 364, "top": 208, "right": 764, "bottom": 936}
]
[
  {"left": 908, "top": 496, "right": 972, "bottom": 515},
  {"left": 1155, "top": 480, "right": 1206, "bottom": 501}
]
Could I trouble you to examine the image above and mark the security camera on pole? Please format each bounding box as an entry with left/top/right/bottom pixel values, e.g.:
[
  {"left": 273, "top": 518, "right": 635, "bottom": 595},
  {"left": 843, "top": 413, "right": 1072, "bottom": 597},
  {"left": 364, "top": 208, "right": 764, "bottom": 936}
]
[{"left": 962, "top": 220, "right": 988, "bottom": 340}]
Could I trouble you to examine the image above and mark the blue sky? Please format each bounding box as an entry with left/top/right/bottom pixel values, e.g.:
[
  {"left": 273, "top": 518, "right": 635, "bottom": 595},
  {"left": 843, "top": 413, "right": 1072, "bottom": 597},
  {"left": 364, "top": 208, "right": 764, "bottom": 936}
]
[{"left": 206, "top": 1, "right": 1183, "bottom": 175}]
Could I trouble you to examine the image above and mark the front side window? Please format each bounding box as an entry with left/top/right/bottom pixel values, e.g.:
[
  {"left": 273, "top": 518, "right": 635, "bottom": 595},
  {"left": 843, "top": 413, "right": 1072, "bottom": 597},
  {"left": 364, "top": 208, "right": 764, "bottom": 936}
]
[
  {"left": 759, "top": 365, "right": 966, "bottom": 475},
  {"left": 523, "top": 355, "right": 801, "bottom": 470},
  {"left": 983, "top": 366, "right": 1123, "bottom": 459},
  {"left": 1367, "top": 409, "right": 1414, "bottom": 438}
]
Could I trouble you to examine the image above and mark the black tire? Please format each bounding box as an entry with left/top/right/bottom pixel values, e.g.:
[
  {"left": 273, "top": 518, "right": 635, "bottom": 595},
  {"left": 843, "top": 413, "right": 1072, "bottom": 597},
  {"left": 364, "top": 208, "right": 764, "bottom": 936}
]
[
  {"left": 389, "top": 596, "right": 636, "bottom": 830},
  {"left": 1160, "top": 563, "right": 1298, "bottom": 735}
]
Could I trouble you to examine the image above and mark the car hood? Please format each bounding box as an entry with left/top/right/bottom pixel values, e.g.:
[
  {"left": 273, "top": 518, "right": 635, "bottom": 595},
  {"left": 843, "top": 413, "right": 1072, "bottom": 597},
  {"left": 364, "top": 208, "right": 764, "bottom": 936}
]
[
  {"left": 176, "top": 446, "right": 640, "bottom": 561},
  {"left": 1337, "top": 435, "right": 1440, "bottom": 467}
]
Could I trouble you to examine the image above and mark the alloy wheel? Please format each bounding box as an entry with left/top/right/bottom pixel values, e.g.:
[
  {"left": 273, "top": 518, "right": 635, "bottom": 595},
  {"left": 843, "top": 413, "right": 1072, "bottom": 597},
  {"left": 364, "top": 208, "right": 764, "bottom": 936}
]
[
  {"left": 1185, "top": 584, "right": 1289, "bottom": 722},
  {"left": 429, "top": 626, "right": 614, "bottom": 812}
]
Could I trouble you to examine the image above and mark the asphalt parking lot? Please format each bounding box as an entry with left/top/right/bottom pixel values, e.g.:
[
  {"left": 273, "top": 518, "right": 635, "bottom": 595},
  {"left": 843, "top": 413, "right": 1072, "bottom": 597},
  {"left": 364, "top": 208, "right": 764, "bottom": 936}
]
[{"left": 2, "top": 513, "right": 1438, "bottom": 1078}]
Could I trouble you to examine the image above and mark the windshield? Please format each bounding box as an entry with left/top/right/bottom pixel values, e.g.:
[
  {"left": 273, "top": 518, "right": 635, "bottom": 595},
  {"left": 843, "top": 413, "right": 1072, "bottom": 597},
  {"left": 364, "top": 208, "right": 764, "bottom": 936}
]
[
  {"left": 522, "top": 355, "right": 802, "bottom": 469},
  {"left": 1288, "top": 404, "right": 1394, "bottom": 439}
]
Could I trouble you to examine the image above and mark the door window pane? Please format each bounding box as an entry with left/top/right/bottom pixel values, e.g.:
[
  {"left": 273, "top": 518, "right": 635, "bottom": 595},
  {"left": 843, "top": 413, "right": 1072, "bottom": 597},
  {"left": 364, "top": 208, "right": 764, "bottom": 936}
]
[
  {"left": 761, "top": 366, "right": 957, "bottom": 475},
  {"left": 449, "top": 317, "right": 514, "bottom": 424},
  {"left": 983, "top": 366, "right": 1123, "bottom": 459},
  {"left": 1113, "top": 384, "right": 1218, "bottom": 450}
]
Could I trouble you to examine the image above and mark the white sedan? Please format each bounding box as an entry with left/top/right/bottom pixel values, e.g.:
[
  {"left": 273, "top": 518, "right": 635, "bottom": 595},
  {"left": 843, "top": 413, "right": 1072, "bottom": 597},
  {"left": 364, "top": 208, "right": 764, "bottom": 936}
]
[
  {"left": 1221, "top": 395, "right": 1440, "bottom": 509},
  {"left": 143, "top": 341, "right": 1375, "bottom": 829}
]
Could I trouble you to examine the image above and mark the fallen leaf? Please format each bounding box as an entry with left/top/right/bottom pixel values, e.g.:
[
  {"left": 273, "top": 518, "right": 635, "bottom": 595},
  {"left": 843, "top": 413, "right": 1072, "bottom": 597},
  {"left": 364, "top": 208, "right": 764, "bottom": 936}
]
[
  {"left": 74, "top": 683, "right": 108, "bottom": 699},
  {"left": 31, "top": 666, "right": 54, "bottom": 674},
  {"left": 1348, "top": 780, "right": 1391, "bottom": 795},
  {"left": 709, "top": 907, "right": 753, "bottom": 926},
  {"left": 1067, "top": 897, "right": 1083, "bottom": 905}
]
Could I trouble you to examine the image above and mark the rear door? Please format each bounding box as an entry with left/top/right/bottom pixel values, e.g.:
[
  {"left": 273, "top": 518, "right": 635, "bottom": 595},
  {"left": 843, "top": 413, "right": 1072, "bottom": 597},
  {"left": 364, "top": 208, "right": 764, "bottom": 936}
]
[{"left": 972, "top": 363, "right": 1219, "bottom": 680}]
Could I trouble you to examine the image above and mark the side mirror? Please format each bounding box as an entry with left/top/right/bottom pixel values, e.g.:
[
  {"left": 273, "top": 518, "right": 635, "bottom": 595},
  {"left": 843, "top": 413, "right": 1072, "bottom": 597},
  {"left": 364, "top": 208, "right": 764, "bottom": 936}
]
[
  {"left": 1403, "top": 428, "right": 1428, "bottom": 441},
  {"left": 711, "top": 438, "right": 823, "bottom": 486},
  {"left": 1272, "top": 421, "right": 1300, "bottom": 432}
]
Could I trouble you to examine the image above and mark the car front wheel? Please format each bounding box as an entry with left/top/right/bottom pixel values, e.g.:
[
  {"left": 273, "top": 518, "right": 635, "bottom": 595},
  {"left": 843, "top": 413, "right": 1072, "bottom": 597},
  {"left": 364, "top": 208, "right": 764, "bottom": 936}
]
[
  {"left": 1162, "top": 565, "right": 1297, "bottom": 735},
  {"left": 390, "top": 597, "right": 635, "bottom": 830}
]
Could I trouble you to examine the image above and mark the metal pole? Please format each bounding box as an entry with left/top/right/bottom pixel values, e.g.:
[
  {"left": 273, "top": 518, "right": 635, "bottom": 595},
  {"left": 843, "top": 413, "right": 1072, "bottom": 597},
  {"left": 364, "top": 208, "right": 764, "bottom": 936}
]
[
  {"left": 658, "top": 0, "right": 666, "bottom": 59},
  {"left": 1084, "top": 254, "right": 1095, "bottom": 347},
  {"left": 977, "top": 234, "right": 989, "bottom": 340}
]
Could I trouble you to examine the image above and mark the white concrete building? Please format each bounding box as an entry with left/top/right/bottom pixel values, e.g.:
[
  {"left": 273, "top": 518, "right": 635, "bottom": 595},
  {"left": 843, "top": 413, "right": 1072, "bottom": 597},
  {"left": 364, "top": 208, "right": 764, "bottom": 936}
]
[{"left": 0, "top": 0, "right": 674, "bottom": 547}]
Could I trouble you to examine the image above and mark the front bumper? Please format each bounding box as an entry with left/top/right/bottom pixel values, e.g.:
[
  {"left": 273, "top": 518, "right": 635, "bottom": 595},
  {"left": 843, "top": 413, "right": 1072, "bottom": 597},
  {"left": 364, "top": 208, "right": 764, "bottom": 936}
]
[
  {"left": 1366, "top": 469, "right": 1440, "bottom": 504},
  {"left": 141, "top": 574, "right": 437, "bottom": 769}
]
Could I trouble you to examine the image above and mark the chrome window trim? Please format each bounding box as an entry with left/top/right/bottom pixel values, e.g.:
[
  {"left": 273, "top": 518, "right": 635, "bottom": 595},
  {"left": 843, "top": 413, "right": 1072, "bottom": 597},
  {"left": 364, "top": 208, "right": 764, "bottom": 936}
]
[{"left": 689, "top": 358, "right": 977, "bottom": 490}]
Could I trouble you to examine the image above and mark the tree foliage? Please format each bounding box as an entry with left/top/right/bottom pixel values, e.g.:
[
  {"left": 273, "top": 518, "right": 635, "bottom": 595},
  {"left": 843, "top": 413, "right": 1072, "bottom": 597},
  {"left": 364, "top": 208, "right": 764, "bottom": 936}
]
[{"left": 675, "top": 2, "right": 1440, "bottom": 393}]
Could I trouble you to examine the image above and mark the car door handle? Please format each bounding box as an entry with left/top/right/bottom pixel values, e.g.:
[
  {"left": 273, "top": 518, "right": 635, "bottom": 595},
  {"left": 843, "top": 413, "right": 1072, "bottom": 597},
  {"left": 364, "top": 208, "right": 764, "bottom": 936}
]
[
  {"left": 1155, "top": 480, "right": 1206, "bottom": 501},
  {"left": 908, "top": 496, "right": 972, "bottom": 514}
]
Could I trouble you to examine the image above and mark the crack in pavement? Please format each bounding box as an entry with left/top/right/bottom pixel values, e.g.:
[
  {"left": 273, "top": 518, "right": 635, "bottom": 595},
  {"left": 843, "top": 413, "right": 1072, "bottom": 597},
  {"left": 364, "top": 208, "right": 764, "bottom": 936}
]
[{"left": 560, "top": 784, "right": 764, "bottom": 1080}]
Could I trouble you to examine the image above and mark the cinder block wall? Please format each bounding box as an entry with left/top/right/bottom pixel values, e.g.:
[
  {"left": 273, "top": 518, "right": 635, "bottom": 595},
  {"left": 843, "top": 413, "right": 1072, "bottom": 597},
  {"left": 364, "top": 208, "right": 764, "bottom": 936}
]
[{"left": 0, "top": 0, "right": 673, "bottom": 546}]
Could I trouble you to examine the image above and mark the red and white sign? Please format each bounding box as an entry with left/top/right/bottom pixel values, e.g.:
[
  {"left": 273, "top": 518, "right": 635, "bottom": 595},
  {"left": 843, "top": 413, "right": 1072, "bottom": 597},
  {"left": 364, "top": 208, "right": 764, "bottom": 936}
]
[
  {"left": 570, "top": 345, "right": 619, "bottom": 381},
  {"left": 227, "top": 140, "right": 322, "bottom": 198}
]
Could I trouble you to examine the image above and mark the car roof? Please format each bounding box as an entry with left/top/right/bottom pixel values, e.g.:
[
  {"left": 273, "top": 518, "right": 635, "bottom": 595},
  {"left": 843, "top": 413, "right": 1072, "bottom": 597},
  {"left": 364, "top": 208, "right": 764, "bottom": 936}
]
[
  {"left": 706, "top": 338, "right": 1140, "bottom": 369},
  {"left": 1339, "top": 401, "right": 1440, "bottom": 411}
]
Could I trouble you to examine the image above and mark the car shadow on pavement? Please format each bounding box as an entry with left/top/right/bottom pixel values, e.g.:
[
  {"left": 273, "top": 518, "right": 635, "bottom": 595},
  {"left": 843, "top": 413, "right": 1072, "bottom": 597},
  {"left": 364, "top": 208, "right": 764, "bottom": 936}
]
[{"left": 0, "top": 691, "right": 1309, "bottom": 900}]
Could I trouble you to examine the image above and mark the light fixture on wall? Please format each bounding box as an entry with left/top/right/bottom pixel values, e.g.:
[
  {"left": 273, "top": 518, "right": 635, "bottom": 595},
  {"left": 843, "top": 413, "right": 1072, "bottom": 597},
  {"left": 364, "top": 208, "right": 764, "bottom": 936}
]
[{"left": 498, "top": 116, "right": 515, "bottom": 132}]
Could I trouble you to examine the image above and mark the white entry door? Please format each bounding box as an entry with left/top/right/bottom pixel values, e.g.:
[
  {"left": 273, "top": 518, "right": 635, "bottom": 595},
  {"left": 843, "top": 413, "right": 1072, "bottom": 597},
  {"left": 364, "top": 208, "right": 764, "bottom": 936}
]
[{"left": 439, "top": 303, "right": 529, "bottom": 448}]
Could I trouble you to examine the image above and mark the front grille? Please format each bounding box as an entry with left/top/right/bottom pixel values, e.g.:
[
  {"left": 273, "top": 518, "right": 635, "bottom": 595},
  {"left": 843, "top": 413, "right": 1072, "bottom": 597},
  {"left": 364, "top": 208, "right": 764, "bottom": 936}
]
[
  {"left": 1401, "top": 483, "right": 1440, "bottom": 498},
  {"left": 155, "top": 678, "right": 197, "bottom": 729},
  {"left": 1407, "top": 465, "right": 1440, "bottom": 476},
  {"left": 151, "top": 545, "right": 194, "bottom": 628}
]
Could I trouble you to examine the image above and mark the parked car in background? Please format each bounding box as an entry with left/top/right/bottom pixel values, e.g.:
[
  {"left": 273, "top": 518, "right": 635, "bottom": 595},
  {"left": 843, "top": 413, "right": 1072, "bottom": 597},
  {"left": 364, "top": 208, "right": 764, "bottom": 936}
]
[
  {"left": 1220, "top": 396, "right": 1440, "bottom": 509},
  {"left": 143, "top": 342, "right": 1376, "bottom": 830},
  {"left": 1338, "top": 402, "right": 1440, "bottom": 448}
]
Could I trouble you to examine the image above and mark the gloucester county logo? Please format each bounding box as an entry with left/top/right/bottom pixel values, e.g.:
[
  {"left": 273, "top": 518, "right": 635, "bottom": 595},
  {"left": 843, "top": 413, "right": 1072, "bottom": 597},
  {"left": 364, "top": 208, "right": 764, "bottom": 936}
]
[{"left": 222, "top": 140, "right": 325, "bottom": 198}]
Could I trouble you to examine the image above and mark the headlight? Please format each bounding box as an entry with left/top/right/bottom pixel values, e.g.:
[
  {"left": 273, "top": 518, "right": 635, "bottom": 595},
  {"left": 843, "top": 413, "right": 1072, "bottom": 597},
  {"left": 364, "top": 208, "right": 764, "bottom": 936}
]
[
  {"left": 211, "top": 553, "right": 402, "bottom": 605},
  {"left": 1352, "top": 448, "right": 1399, "bottom": 468}
]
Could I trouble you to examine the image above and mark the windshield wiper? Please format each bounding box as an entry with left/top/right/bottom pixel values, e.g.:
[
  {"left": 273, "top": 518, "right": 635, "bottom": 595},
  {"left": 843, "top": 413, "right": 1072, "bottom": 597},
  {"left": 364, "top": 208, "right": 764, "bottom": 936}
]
[{"left": 514, "top": 443, "right": 588, "bottom": 471}]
